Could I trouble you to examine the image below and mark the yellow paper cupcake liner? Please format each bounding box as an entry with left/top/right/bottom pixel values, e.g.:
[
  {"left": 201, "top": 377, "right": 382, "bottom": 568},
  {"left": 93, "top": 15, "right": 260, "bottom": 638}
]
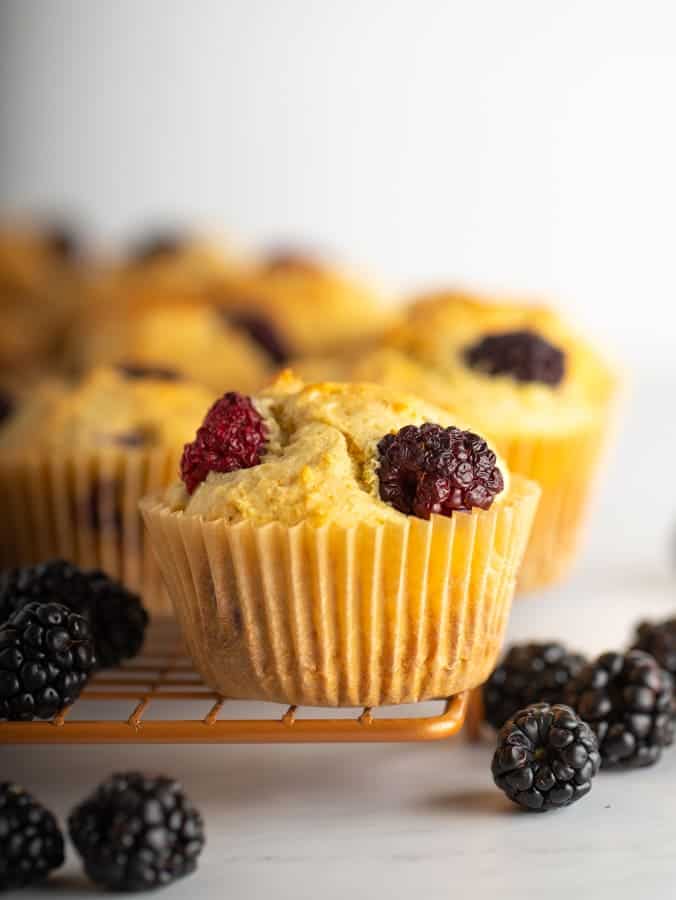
[
  {"left": 498, "top": 406, "right": 613, "bottom": 593},
  {"left": 0, "top": 448, "right": 182, "bottom": 616},
  {"left": 140, "top": 475, "right": 540, "bottom": 707}
]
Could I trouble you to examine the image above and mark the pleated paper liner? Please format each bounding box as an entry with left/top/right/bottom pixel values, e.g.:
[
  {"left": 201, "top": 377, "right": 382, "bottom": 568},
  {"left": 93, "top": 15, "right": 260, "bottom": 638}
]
[
  {"left": 140, "top": 475, "right": 540, "bottom": 708},
  {"left": 0, "top": 447, "right": 182, "bottom": 616},
  {"left": 498, "top": 405, "right": 614, "bottom": 593}
]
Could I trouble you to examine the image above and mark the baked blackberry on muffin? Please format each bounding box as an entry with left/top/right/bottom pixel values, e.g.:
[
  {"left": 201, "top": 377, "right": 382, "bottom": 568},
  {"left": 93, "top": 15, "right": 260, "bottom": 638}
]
[
  {"left": 141, "top": 372, "right": 540, "bottom": 706},
  {"left": 211, "top": 249, "right": 394, "bottom": 359}
]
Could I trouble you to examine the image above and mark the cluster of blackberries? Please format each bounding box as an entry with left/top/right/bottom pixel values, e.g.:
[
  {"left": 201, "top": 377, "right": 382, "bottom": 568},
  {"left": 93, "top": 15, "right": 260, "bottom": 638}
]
[
  {"left": 486, "top": 615, "right": 676, "bottom": 812},
  {"left": 1, "top": 773, "right": 204, "bottom": 892},
  {"left": 0, "top": 560, "right": 148, "bottom": 722}
]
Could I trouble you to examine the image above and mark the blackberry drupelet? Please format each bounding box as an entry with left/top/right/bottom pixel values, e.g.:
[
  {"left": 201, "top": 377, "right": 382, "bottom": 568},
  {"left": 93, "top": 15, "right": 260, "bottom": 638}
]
[
  {"left": 0, "top": 782, "right": 65, "bottom": 890},
  {"left": 181, "top": 391, "right": 267, "bottom": 494},
  {"left": 0, "top": 560, "right": 148, "bottom": 669},
  {"left": 465, "top": 329, "right": 565, "bottom": 386},
  {"left": 377, "top": 422, "right": 504, "bottom": 519},
  {"left": 483, "top": 642, "right": 587, "bottom": 730},
  {"left": 492, "top": 703, "right": 600, "bottom": 812},
  {"left": 632, "top": 617, "right": 676, "bottom": 678},
  {"left": 565, "top": 650, "right": 674, "bottom": 768},
  {"left": 0, "top": 602, "right": 96, "bottom": 721},
  {"left": 69, "top": 772, "right": 205, "bottom": 892}
]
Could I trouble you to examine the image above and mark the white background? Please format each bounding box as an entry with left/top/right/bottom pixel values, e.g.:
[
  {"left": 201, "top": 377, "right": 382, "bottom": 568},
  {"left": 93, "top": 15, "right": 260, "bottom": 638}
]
[
  {"left": 1, "top": 0, "right": 676, "bottom": 364},
  {"left": 2, "top": 5, "right": 676, "bottom": 898}
]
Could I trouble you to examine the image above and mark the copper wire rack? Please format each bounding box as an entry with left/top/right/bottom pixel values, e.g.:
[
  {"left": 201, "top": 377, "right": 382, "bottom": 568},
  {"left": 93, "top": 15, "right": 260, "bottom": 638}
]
[{"left": 0, "top": 620, "right": 469, "bottom": 745}]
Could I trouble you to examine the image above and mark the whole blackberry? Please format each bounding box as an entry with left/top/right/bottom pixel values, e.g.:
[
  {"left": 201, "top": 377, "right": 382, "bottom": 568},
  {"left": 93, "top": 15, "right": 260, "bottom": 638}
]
[
  {"left": 0, "top": 560, "right": 148, "bottom": 669},
  {"left": 483, "top": 642, "right": 586, "bottom": 730},
  {"left": 465, "top": 329, "right": 566, "bottom": 386},
  {"left": 492, "top": 703, "right": 600, "bottom": 812},
  {"left": 0, "top": 602, "right": 96, "bottom": 721},
  {"left": 565, "top": 650, "right": 674, "bottom": 768},
  {"left": 377, "top": 422, "right": 504, "bottom": 519},
  {"left": 0, "top": 782, "right": 65, "bottom": 890},
  {"left": 69, "top": 772, "right": 205, "bottom": 892},
  {"left": 181, "top": 391, "right": 267, "bottom": 494},
  {"left": 632, "top": 617, "right": 676, "bottom": 678},
  {"left": 220, "top": 308, "right": 290, "bottom": 365}
]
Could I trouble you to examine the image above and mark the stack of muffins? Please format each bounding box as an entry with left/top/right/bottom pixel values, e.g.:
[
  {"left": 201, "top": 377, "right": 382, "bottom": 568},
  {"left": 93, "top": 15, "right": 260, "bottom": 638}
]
[{"left": 0, "top": 216, "right": 617, "bottom": 708}]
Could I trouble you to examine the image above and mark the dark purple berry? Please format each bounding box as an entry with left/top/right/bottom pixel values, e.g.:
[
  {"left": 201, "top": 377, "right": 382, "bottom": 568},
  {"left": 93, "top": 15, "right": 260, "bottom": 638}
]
[
  {"left": 181, "top": 392, "right": 267, "bottom": 494},
  {"left": 69, "top": 772, "right": 204, "bottom": 892},
  {"left": 465, "top": 329, "right": 565, "bottom": 386},
  {"left": 484, "top": 642, "right": 587, "bottom": 730},
  {"left": 130, "top": 231, "right": 187, "bottom": 264},
  {"left": 116, "top": 362, "right": 183, "bottom": 381},
  {"left": 219, "top": 309, "right": 290, "bottom": 365},
  {"left": 0, "top": 782, "right": 65, "bottom": 889},
  {"left": 565, "top": 650, "right": 674, "bottom": 768},
  {"left": 492, "top": 703, "right": 600, "bottom": 812},
  {"left": 0, "top": 389, "right": 14, "bottom": 426},
  {"left": 377, "top": 423, "right": 504, "bottom": 519}
]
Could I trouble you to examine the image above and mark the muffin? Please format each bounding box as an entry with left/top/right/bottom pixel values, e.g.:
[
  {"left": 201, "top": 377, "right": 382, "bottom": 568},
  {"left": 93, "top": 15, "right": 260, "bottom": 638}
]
[
  {"left": 75, "top": 300, "right": 274, "bottom": 394},
  {"left": 0, "top": 365, "right": 216, "bottom": 614},
  {"left": 210, "top": 250, "right": 395, "bottom": 358},
  {"left": 353, "top": 290, "right": 618, "bottom": 592},
  {"left": 0, "top": 219, "right": 84, "bottom": 373},
  {"left": 141, "top": 372, "right": 540, "bottom": 707}
]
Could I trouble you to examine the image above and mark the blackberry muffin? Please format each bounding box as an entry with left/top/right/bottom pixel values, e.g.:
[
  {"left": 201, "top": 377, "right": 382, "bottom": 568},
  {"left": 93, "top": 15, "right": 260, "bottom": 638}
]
[
  {"left": 0, "top": 219, "right": 85, "bottom": 373},
  {"left": 141, "top": 372, "right": 540, "bottom": 706},
  {"left": 354, "top": 291, "right": 617, "bottom": 592},
  {"left": 211, "top": 250, "right": 394, "bottom": 358},
  {"left": 75, "top": 301, "right": 272, "bottom": 394},
  {"left": 0, "top": 365, "right": 215, "bottom": 614}
]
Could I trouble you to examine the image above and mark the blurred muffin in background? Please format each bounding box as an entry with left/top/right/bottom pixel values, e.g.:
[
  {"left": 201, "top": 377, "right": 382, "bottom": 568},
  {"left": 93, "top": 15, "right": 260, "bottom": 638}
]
[
  {"left": 75, "top": 300, "right": 274, "bottom": 393},
  {"left": 0, "top": 218, "right": 86, "bottom": 373},
  {"left": 353, "top": 289, "right": 618, "bottom": 592},
  {"left": 0, "top": 364, "right": 216, "bottom": 614},
  {"left": 91, "top": 227, "right": 247, "bottom": 307},
  {"left": 211, "top": 248, "right": 396, "bottom": 358}
]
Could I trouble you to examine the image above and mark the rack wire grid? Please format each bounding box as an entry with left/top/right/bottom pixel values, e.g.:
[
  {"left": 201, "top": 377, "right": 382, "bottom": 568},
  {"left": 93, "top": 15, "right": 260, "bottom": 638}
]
[{"left": 0, "top": 620, "right": 469, "bottom": 745}]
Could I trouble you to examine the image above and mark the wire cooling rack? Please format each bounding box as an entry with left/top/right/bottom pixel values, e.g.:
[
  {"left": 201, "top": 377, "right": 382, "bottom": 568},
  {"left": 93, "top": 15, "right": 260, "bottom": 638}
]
[{"left": 0, "top": 620, "right": 468, "bottom": 745}]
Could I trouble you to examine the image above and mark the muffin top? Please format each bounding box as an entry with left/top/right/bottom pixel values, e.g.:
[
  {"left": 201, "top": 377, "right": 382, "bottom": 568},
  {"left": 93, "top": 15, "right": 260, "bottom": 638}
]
[
  {"left": 168, "top": 371, "right": 511, "bottom": 528},
  {"left": 0, "top": 365, "right": 216, "bottom": 452},
  {"left": 353, "top": 291, "right": 616, "bottom": 437},
  {"left": 212, "top": 250, "right": 395, "bottom": 357},
  {"left": 76, "top": 302, "right": 273, "bottom": 395}
]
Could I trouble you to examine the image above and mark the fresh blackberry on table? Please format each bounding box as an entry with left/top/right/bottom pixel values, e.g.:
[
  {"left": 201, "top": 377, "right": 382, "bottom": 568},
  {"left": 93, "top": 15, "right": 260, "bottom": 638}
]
[
  {"left": 0, "top": 602, "right": 96, "bottom": 721},
  {"left": 565, "top": 650, "right": 674, "bottom": 769},
  {"left": 377, "top": 423, "right": 504, "bottom": 519},
  {"left": 631, "top": 616, "right": 676, "bottom": 678},
  {"left": 465, "top": 329, "right": 566, "bottom": 386},
  {"left": 0, "top": 560, "right": 148, "bottom": 669},
  {"left": 492, "top": 703, "right": 600, "bottom": 812},
  {"left": 69, "top": 772, "right": 205, "bottom": 892},
  {"left": 0, "top": 782, "right": 65, "bottom": 890},
  {"left": 483, "top": 642, "right": 587, "bottom": 730}
]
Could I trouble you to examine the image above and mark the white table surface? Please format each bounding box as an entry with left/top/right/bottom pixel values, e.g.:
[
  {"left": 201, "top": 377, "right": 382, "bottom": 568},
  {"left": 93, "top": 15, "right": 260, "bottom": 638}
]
[{"left": 3, "top": 369, "right": 676, "bottom": 900}]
